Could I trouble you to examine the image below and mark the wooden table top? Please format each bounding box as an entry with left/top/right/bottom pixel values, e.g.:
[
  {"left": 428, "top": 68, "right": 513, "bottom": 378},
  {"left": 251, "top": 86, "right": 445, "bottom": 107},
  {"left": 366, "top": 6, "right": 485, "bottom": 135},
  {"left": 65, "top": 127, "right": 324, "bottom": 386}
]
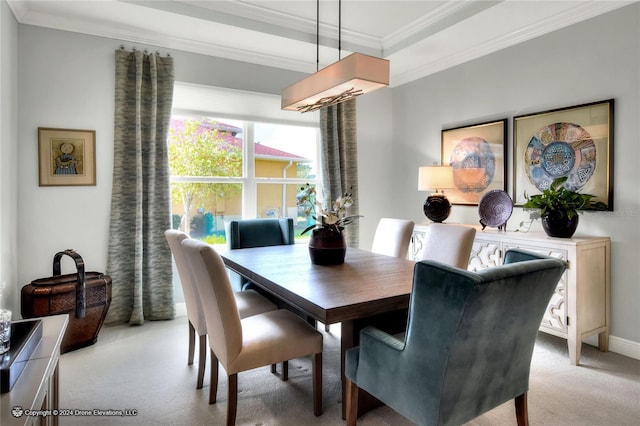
[{"left": 220, "top": 244, "right": 416, "bottom": 324}]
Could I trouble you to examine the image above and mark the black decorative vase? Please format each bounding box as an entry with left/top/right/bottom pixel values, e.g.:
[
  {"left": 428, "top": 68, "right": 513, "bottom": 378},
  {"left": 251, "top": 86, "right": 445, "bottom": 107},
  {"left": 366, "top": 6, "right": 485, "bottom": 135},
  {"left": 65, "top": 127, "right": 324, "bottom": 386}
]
[
  {"left": 423, "top": 194, "right": 451, "bottom": 223},
  {"left": 308, "top": 227, "right": 346, "bottom": 266},
  {"left": 541, "top": 211, "right": 579, "bottom": 238}
]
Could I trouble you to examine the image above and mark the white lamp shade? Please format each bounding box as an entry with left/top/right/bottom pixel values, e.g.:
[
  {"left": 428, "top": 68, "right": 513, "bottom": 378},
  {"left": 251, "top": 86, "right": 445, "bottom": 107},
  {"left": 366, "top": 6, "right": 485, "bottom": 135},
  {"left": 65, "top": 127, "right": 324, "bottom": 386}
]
[{"left": 418, "top": 166, "right": 454, "bottom": 191}]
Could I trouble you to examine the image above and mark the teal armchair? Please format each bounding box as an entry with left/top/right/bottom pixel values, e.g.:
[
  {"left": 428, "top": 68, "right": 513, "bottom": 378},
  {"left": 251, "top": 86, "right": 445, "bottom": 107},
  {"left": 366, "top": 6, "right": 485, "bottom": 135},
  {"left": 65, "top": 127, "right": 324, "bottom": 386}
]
[
  {"left": 225, "top": 218, "right": 295, "bottom": 291},
  {"left": 345, "top": 248, "right": 567, "bottom": 426}
]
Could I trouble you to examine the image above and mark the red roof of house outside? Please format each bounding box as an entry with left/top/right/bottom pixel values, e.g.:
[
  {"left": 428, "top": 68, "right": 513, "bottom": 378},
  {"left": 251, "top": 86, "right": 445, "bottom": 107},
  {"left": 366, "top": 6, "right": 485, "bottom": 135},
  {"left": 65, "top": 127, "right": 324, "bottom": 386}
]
[
  {"left": 171, "top": 117, "right": 308, "bottom": 162},
  {"left": 255, "top": 143, "right": 305, "bottom": 160}
]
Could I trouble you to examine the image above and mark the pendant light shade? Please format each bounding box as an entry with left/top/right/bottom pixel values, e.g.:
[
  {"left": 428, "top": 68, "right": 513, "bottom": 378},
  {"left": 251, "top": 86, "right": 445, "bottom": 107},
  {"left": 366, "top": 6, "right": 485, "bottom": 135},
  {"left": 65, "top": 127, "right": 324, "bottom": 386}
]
[{"left": 281, "top": 52, "right": 389, "bottom": 113}]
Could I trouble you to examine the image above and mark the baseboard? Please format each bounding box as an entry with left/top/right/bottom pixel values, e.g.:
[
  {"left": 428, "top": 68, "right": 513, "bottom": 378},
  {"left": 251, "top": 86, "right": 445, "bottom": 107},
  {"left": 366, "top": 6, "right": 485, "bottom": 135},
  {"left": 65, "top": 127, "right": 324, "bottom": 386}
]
[
  {"left": 175, "top": 302, "right": 187, "bottom": 318},
  {"left": 608, "top": 335, "right": 640, "bottom": 360}
]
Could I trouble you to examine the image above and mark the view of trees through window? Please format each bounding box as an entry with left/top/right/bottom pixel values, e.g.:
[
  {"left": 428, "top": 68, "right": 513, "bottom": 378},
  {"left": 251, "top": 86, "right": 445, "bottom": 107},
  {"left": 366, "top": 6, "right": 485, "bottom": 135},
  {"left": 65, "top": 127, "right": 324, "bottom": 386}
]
[{"left": 169, "top": 114, "right": 320, "bottom": 245}]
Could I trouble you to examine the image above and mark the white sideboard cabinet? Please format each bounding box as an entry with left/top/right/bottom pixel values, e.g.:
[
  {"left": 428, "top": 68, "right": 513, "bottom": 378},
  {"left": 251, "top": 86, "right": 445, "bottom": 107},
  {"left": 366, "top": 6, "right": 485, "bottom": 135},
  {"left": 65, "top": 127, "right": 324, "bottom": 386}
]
[{"left": 411, "top": 224, "right": 611, "bottom": 365}]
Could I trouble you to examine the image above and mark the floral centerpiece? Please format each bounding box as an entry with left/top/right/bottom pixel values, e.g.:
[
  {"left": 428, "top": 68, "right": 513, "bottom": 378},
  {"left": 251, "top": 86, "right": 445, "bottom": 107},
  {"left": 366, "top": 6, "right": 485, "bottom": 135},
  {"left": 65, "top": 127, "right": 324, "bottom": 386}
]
[
  {"left": 297, "top": 183, "right": 362, "bottom": 265},
  {"left": 297, "top": 183, "right": 362, "bottom": 235}
]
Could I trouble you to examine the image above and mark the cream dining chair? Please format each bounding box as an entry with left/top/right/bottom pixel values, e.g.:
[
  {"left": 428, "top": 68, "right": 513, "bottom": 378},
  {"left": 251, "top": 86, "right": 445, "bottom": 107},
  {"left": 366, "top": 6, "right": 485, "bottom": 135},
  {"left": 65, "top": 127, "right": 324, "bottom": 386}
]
[
  {"left": 164, "top": 230, "right": 278, "bottom": 389},
  {"left": 181, "top": 238, "right": 323, "bottom": 425},
  {"left": 417, "top": 223, "right": 476, "bottom": 269},
  {"left": 313, "top": 218, "right": 415, "bottom": 333},
  {"left": 371, "top": 218, "right": 415, "bottom": 258}
]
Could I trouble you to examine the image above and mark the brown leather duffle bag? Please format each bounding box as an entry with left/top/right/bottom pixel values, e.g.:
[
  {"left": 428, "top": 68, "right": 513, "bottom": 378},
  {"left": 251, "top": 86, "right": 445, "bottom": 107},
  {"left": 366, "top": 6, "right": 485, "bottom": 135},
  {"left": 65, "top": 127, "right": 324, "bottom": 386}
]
[{"left": 21, "top": 249, "right": 112, "bottom": 353}]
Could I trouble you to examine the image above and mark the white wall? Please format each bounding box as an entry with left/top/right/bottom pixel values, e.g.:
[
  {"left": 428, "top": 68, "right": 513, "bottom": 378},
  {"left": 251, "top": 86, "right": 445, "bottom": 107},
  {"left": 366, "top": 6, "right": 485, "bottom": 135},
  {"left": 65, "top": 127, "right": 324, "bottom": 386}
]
[
  {"left": 7, "top": 5, "right": 640, "bottom": 353},
  {"left": 0, "top": 1, "right": 19, "bottom": 312},
  {"left": 16, "top": 26, "right": 116, "bottom": 311},
  {"left": 356, "top": 87, "right": 394, "bottom": 250},
  {"left": 13, "top": 25, "right": 310, "bottom": 312},
  {"left": 387, "top": 4, "right": 640, "bottom": 347}
]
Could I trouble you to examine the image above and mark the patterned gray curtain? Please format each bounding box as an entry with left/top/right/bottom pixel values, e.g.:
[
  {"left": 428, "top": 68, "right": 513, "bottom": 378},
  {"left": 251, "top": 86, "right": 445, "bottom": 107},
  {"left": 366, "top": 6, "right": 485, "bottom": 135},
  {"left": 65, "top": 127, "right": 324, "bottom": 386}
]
[
  {"left": 320, "top": 99, "right": 360, "bottom": 247},
  {"left": 106, "top": 49, "right": 175, "bottom": 324}
]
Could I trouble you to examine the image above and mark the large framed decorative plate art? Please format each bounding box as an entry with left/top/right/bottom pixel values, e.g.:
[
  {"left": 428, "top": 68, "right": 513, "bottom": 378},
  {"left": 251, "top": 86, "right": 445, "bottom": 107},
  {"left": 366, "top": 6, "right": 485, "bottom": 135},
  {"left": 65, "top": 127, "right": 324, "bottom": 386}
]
[
  {"left": 441, "top": 119, "right": 507, "bottom": 206},
  {"left": 513, "top": 100, "right": 613, "bottom": 209}
]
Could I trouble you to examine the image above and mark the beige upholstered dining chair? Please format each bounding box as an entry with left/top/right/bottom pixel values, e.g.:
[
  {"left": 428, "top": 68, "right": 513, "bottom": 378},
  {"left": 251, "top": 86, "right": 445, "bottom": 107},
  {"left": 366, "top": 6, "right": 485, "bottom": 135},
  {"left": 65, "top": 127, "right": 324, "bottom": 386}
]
[
  {"left": 371, "top": 218, "right": 415, "bottom": 258},
  {"left": 181, "top": 238, "right": 323, "bottom": 425},
  {"left": 417, "top": 223, "right": 476, "bottom": 269},
  {"left": 164, "top": 230, "right": 278, "bottom": 390},
  {"left": 314, "top": 217, "right": 414, "bottom": 333}
]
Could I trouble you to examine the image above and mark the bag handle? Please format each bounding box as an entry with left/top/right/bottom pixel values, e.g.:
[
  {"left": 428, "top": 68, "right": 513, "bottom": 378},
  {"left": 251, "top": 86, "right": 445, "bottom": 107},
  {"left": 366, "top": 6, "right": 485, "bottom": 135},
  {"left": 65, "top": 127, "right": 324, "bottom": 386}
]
[{"left": 53, "top": 249, "right": 86, "bottom": 318}]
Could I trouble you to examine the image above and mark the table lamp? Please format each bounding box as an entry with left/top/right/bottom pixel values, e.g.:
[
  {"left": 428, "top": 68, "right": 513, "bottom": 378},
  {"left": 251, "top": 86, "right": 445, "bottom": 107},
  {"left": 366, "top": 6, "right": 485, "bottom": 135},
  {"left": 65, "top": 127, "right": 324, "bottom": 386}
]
[{"left": 418, "top": 165, "right": 454, "bottom": 222}]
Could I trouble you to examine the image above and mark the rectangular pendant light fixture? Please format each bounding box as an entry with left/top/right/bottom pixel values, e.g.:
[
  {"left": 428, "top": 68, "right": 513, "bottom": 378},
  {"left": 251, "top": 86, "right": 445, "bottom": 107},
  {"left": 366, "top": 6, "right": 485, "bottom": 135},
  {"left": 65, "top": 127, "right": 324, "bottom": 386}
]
[{"left": 281, "top": 52, "right": 389, "bottom": 113}]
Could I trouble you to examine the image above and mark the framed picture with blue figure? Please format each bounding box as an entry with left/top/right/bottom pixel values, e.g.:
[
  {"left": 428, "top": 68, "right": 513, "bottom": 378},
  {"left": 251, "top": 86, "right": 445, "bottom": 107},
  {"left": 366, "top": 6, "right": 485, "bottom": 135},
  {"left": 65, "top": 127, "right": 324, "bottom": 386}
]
[
  {"left": 441, "top": 118, "right": 508, "bottom": 205},
  {"left": 513, "top": 99, "right": 614, "bottom": 209},
  {"left": 38, "top": 127, "right": 96, "bottom": 186}
]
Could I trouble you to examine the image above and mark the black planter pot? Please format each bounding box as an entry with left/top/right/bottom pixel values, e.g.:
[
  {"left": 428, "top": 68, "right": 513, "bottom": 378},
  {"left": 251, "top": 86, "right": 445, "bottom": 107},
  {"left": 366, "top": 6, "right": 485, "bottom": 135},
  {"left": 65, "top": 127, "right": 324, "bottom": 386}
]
[
  {"left": 308, "top": 227, "right": 346, "bottom": 265},
  {"left": 541, "top": 211, "right": 579, "bottom": 238}
]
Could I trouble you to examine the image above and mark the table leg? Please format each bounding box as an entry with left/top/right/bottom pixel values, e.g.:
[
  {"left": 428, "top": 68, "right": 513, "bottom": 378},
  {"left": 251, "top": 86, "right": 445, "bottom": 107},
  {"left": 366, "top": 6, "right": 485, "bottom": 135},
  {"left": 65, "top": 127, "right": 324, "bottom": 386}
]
[
  {"left": 340, "top": 310, "right": 408, "bottom": 419},
  {"left": 340, "top": 320, "right": 383, "bottom": 420}
]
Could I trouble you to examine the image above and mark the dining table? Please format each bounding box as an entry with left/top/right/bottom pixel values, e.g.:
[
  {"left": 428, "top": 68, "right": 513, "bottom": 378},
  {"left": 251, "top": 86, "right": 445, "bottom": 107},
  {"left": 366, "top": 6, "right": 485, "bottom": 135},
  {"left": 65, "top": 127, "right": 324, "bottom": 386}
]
[{"left": 219, "top": 242, "right": 417, "bottom": 419}]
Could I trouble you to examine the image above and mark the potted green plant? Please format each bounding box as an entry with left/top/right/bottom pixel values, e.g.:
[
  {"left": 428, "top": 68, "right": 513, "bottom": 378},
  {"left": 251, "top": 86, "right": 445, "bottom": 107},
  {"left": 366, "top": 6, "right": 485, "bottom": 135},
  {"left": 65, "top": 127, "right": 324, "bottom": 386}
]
[{"left": 523, "top": 176, "right": 607, "bottom": 238}]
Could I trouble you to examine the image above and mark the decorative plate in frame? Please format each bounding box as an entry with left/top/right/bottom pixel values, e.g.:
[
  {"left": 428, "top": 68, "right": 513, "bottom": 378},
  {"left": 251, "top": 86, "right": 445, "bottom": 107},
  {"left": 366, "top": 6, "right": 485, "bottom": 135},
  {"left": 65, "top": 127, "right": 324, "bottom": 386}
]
[
  {"left": 478, "top": 190, "right": 513, "bottom": 230},
  {"left": 512, "top": 99, "right": 613, "bottom": 208},
  {"left": 441, "top": 119, "right": 507, "bottom": 206}
]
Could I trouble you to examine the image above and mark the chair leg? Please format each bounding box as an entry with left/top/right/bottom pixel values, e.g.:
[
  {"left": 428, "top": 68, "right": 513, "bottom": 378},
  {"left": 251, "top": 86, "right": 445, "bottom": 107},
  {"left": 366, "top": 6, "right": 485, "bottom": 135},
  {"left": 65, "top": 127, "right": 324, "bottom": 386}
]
[
  {"left": 313, "top": 352, "right": 322, "bottom": 416},
  {"left": 515, "top": 392, "right": 529, "bottom": 426},
  {"left": 270, "top": 362, "right": 289, "bottom": 380},
  {"left": 188, "top": 321, "right": 195, "bottom": 365},
  {"left": 227, "top": 373, "right": 238, "bottom": 426},
  {"left": 209, "top": 350, "right": 219, "bottom": 404},
  {"left": 345, "top": 378, "right": 358, "bottom": 426},
  {"left": 196, "top": 334, "right": 207, "bottom": 389}
]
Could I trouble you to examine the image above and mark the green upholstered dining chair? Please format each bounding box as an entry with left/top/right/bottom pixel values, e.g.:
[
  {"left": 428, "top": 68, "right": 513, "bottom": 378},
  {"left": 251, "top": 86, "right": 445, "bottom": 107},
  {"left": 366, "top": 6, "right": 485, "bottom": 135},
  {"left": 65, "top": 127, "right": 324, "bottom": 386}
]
[
  {"left": 181, "top": 238, "right": 323, "bottom": 426},
  {"left": 345, "top": 248, "right": 567, "bottom": 426},
  {"left": 164, "top": 230, "right": 278, "bottom": 389},
  {"left": 225, "top": 218, "right": 295, "bottom": 291}
]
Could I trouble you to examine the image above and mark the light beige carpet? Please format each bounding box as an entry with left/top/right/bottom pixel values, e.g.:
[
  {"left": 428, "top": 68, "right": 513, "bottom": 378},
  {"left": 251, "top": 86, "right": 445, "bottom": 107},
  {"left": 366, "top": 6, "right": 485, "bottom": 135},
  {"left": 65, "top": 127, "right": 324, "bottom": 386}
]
[{"left": 58, "top": 315, "right": 640, "bottom": 425}]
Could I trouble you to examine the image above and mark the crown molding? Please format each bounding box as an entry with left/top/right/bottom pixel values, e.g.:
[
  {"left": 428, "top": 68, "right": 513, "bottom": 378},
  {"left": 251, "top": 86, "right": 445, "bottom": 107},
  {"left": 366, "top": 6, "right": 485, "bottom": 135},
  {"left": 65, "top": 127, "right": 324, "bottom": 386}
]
[
  {"left": 6, "top": 0, "right": 28, "bottom": 21},
  {"left": 390, "top": 0, "right": 633, "bottom": 87},
  {"left": 8, "top": 0, "right": 635, "bottom": 87}
]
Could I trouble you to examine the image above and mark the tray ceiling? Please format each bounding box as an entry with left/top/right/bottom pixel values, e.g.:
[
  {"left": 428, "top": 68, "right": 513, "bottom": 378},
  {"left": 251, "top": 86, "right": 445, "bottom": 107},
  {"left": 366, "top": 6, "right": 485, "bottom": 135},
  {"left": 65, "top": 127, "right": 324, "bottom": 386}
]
[{"left": 7, "top": 0, "right": 634, "bottom": 87}]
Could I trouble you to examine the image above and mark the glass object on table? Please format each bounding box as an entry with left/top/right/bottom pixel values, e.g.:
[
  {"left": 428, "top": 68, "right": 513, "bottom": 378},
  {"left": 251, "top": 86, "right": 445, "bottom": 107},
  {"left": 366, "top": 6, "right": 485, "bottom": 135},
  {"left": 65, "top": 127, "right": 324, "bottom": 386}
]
[{"left": 0, "top": 309, "right": 11, "bottom": 355}]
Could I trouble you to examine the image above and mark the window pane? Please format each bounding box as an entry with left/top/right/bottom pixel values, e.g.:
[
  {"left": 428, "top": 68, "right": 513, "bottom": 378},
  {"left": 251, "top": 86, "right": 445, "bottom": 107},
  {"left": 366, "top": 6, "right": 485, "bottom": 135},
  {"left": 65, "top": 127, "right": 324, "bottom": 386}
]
[
  {"left": 257, "top": 183, "right": 314, "bottom": 240},
  {"left": 170, "top": 182, "right": 242, "bottom": 243},
  {"left": 254, "top": 123, "right": 317, "bottom": 180},
  {"left": 169, "top": 109, "right": 320, "bottom": 242},
  {"left": 169, "top": 116, "right": 243, "bottom": 178}
]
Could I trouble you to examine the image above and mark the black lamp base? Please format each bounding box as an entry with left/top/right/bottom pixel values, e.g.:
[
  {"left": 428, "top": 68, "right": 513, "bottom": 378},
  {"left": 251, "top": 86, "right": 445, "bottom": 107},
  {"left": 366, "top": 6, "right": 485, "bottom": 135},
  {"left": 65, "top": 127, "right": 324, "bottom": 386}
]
[{"left": 423, "top": 194, "right": 451, "bottom": 223}]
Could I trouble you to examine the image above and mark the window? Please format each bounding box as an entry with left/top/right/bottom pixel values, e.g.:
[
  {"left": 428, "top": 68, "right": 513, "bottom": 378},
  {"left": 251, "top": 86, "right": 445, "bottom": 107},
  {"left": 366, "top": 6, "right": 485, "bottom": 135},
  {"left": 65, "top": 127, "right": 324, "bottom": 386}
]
[{"left": 169, "top": 83, "right": 320, "bottom": 244}]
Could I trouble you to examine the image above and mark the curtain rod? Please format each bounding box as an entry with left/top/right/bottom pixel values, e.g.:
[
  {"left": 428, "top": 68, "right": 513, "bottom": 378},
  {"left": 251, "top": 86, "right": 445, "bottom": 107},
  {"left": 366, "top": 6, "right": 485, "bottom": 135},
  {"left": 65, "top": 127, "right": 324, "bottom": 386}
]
[{"left": 119, "top": 45, "right": 171, "bottom": 57}]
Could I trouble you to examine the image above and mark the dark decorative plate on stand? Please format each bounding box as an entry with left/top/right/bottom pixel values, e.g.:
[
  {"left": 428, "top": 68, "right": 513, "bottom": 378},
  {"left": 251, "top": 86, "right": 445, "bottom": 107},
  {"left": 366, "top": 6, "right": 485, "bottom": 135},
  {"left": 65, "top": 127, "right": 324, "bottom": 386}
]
[{"left": 478, "top": 190, "right": 513, "bottom": 231}]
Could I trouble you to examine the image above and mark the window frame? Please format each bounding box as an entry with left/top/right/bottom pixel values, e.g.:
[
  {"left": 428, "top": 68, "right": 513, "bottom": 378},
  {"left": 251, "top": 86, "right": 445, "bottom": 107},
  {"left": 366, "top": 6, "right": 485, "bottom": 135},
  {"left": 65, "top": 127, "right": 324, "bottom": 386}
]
[{"left": 169, "top": 109, "right": 322, "bottom": 221}]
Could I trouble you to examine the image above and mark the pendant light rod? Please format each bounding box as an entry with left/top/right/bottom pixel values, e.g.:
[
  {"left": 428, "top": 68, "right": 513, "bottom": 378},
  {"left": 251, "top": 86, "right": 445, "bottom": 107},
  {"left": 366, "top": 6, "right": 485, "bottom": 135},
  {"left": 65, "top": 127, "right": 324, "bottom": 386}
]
[
  {"left": 338, "top": 0, "right": 342, "bottom": 60},
  {"left": 316, "top": 0, "right": 319, "bottom": 72},
  {"left": 281, "top": 0, "right": 389, "bottom": 112}
]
